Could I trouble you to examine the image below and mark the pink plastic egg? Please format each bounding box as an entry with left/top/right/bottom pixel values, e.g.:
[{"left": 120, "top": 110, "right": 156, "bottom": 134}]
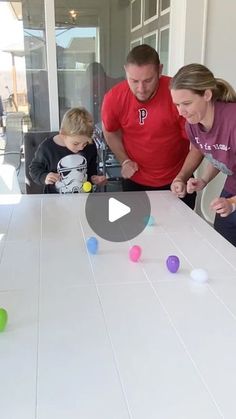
[{"left": 129, "top": 245, "right": 142, "bottom": 262}]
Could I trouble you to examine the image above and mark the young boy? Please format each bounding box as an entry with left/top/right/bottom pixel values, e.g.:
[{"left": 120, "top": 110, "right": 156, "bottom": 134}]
[{"left": 29, "top": 107, "right": 106, "bottom": 193}]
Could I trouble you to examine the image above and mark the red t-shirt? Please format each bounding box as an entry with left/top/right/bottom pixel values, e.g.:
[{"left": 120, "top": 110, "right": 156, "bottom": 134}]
[{"left": 102, "top": 76, "right": 189, "bottom": 186}]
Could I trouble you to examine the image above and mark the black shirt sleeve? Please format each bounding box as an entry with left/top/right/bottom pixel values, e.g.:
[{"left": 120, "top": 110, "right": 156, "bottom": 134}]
[
  {"left": 29, "top": 137, "right": 54, "bottom": 186},
  {"left": 84, "top": 142, "right": 98, "bottom": 180}
]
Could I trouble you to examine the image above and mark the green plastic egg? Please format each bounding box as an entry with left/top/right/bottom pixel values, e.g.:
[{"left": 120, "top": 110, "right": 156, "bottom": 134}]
[{"left": 0, "top": 308, "right": 8, "bottom": 332}]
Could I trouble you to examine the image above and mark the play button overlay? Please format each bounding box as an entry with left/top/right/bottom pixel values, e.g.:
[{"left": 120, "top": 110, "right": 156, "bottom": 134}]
[
  {"left": 109, "top": 198, "right": 131, "bottom": 222},
  {"left": 85, "top": 191, "right": 151, "bottom": 242}
]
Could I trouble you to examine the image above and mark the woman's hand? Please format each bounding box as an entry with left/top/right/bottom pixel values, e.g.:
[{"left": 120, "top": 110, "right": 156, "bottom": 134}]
[
  {"left": 187, "top": 178, "right": 206, "bottom": 193},
  {"left": 91, "top": 175, "right": 107, "bottom": 186},
  {"left": 171, "top": 178, "right": 186, "bottom": 198},
  {"left": 45, "top": 172, "right": 60, "bottom": 185},
  {"left": 210, "top": 197, "right": 234, "bottom": 217}
]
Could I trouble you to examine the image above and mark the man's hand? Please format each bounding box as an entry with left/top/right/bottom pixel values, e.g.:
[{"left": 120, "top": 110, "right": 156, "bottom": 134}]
[
  {"left": 121, "top": 160, "right": 138, "bottom": 179},
  {"left": 187, "top": 178, "right": 207, "bottom": 193},
  {"left": 45, "top": 172, "right": 60, "bottom": 185},
  {"left": 210, "top": 197, "right": 234, "bottom": 217},
  {"left": 91, "top": 175, "right": 107, "bottom": 186},
  {"left": 171, "top": 178, "right": 186, "bottom": 198}
]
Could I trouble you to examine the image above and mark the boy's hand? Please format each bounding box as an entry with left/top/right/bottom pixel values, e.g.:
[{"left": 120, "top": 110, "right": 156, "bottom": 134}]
[
  {"left": 45, "top": 172, "right": 60, "bottom": 185},
  {"left": 210, "top": 197, "right": 234, "bottom": 217},
  {"left": 91, "top": 175, "right": 107, "bottom": 186},
  {"left": 187, "top": 178, "right": 206, "bottom": 193},
  {"left": 171, "top": 178, "right": 186, "bottom": 198}
]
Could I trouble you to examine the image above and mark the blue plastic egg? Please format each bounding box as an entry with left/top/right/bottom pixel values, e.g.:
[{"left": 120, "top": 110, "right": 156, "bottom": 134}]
[
  {"left": 144, "top": 215, "right": 155, "bottom": 226},
  {"left": 147, "top": 215, "right": 155, "bottom": 227},
  {"left": 86, "top": 237, "right": 98, "bottom": 255}
]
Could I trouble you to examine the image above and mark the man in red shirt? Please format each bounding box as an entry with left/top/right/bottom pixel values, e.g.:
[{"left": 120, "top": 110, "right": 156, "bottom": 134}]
[{"left": 102, "top": 45, "right": 201, "bottom": 208}]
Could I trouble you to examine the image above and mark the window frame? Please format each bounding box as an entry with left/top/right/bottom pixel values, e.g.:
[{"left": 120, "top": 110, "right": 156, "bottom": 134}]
[
  {"left": 131, "top": 0, "right": 143, "bottom": 32},
  {"left": 143, "top": 0, "right": 159, "bottom": 25},
  {"left": 130, "top": 36, "right": 143, "bottom": 49},
  {"left": 143, "top": 29, "right": 158, "bottom": 50},
  {"left": 160, "top": 0, "right": 170, "bottom": 16},
  {"left": 159, "top": 24, "right": 170, "bottom": 74}
]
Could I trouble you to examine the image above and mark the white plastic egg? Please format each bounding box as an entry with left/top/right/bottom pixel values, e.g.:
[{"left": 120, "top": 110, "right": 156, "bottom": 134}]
[{"left": 190, "top": 268, "right": 209, "bottom": 283}]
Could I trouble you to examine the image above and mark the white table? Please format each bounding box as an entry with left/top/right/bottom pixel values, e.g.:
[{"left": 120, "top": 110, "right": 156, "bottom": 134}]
[{"left": 0, "top": 192, "right": 236, "bottom": 419}]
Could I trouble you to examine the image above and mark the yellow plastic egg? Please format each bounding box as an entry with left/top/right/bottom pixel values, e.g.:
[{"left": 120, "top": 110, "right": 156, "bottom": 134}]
[{"left": 82, "top": 181, "right": 92, "bottom": 193}]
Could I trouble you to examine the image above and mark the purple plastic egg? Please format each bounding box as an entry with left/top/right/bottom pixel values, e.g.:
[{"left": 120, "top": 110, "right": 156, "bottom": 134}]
[
  {"left": 166, "top": 255, "right": 180, "bottom": 273},
  {"left": 129, "top": 245, "right": 142, "bottom": 262}
]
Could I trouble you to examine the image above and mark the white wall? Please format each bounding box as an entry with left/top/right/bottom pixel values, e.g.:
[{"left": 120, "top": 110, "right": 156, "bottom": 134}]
[
  {"left": 205, "top": 0, "right": 236, "bottom": 87},
  {"left": 168, "top": 0, "right": 186, "bottom": 75},
  {"left": 169, "top": 0, "right": 236, "bottom": 89},
  {"left": 169, "top": 0, "right": 208, "bottom": 75},
  {"left": 184, "top": 0, "right": 208, "bottom": 64}
]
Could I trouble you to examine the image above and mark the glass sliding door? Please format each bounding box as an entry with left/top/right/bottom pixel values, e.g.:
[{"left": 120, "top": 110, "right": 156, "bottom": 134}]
[
  {"left": 55, "top": 25, "right": 98, "bottom": 123},
  {"left": 6, "top": 0, "right": 169, "bottom": 130},
  {"left": 0, "top": 2, "right": 28, "bottom": 118},
  {"left": 54, "top": 0, "right": 128, "bottom": 126},
  {"left": 0, "top": 1, "right": 30, "bottom": 170},
  {"left": 22, "top": 0, "right": 50, "bottom": 130}
]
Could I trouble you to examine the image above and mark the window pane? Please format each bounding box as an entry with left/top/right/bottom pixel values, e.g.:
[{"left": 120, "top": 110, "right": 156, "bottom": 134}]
[
  {"left": 131, "top": 0, "right": 142, "bottom": 29},
  {"left": 161, "top": 0, "right": 170, "bottom": 12},
  {"left": 160, "top": 27, "right": 169, "bottom": 74},
  {"left": 144, "top": 0, "right": 157, "bottom": 21},
  {"left": 55, "top": 1, "right": 126, "bottom": 126},
  {"left": 143, "top": 33, "right": 157, "bottom": 50},
  {"left": 22, "top": 0, "right": 50, "bottom": 130},
  {"left": 130, "top": 38, "right": 142, "bottom": 49},
  {"left": 55, "top": 26, "right": 97, "bottom": 122},
  {"left": 0, "top": 1, "right": 31, "bottom": 171}
]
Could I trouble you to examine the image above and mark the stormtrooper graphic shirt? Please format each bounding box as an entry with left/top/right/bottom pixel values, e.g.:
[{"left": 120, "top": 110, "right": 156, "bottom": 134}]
[{"left": 29, "top": 136, "right": 97, "bottom": 193}]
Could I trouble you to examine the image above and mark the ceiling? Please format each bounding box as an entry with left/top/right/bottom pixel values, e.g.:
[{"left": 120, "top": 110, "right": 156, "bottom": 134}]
[{"left": 7, "top": 0, "right": 106, "bottom": 29}]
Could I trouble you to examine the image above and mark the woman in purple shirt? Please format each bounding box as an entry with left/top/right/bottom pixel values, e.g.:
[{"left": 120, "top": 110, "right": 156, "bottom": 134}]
[{"left": 169, "top": 63, "right": 236, "bottom": 247}]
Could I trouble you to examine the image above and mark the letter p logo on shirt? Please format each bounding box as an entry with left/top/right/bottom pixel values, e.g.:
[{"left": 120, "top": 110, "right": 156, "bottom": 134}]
[{"left": 138, "top": 108, "right": 148, "bottom": 125}]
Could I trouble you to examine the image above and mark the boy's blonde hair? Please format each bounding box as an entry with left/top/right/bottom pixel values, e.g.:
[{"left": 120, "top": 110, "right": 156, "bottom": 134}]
[{"left": 60, "top": 107, "right": 94, "bottom": 142}]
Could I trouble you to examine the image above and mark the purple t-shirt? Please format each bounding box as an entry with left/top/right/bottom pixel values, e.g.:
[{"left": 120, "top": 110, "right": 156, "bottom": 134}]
[{"left": 186, "top": 101, "right": 236, "bottom": 195}]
